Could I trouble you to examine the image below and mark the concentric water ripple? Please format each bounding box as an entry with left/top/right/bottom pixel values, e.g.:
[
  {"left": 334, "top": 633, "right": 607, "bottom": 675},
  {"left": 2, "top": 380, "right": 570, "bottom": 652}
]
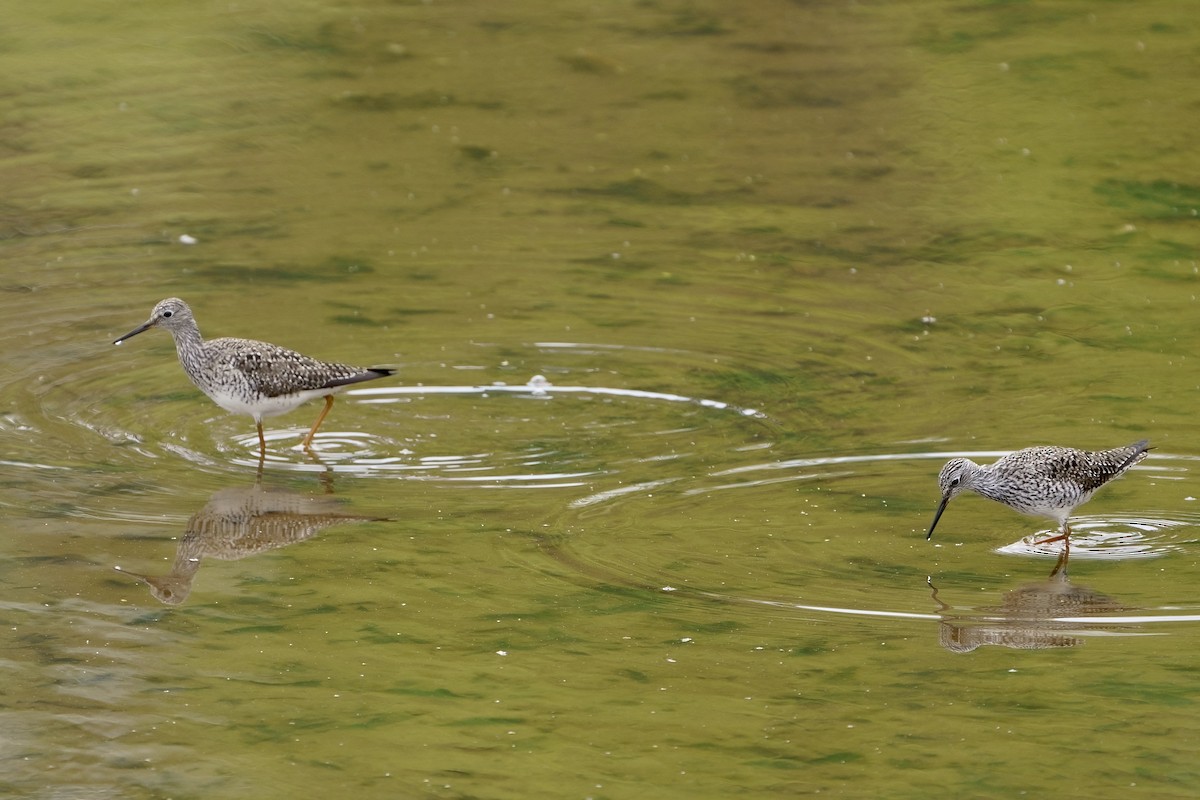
[
  {"left": 44, "top": 335, "right": 778, "bottom": 475},
  {"left": 11, "top": 314, "right": 1200, "bottom": 641},
  {"left": 530, "top": 447, "right": 1200, "bottom": 643},
  {"left": 15, "top": 338, "right": 783, "bottom": 530}
]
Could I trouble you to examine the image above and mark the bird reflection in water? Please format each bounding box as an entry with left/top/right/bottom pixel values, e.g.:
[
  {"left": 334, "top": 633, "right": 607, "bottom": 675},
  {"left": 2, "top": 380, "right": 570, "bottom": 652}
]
[
  {"left": 117, "top": 482, "right": 387, "bottom": 605},
  {"left": 929, "top": 549, "right": 1138, "bottom": 652}
]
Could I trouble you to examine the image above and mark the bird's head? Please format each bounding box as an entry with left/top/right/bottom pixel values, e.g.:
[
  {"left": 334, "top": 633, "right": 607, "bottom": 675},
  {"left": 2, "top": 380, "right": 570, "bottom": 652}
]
[
  {"left": 114, "top": 297, "right": 194, "bottom": 344},
  {"left": 927, "top": 457, "right": 977, "bottom": 540}
]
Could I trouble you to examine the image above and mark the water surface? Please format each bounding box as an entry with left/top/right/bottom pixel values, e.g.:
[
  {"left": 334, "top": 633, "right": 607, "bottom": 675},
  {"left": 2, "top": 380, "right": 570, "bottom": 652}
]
[{"left": 3, "top": 1, "right": 1200, "bottom": 798}]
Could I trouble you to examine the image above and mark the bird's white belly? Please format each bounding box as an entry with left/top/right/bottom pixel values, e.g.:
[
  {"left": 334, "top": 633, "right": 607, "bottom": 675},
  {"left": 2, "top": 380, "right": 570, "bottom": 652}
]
[
  {"left": 206, "top": 387, "right": 336, "bottom": 420},
  {"left": 1012, "top": 489, "right": 1093, "bottom": 522}
]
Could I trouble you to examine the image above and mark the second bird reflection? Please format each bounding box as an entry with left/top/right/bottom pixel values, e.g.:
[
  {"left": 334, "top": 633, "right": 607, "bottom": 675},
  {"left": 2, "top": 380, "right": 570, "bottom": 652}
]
[
  {"left": 118, "top": 482, "right": 388, "bottom": 605},
  {"left": 928, "top": 550, "right": 1137, "bottom": 652}
]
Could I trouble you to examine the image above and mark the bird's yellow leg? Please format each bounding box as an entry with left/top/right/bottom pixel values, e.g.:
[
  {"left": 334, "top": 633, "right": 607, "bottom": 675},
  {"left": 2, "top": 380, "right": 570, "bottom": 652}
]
[
  {"left": 1049, "top": 544, "right": 1070, "bottom": 577},
  {"left": 1034, "top": 522, "right": 1071, "bottom": 546},
  {"left": 303, "top": 395, "right": 335, "bottom": 449}
]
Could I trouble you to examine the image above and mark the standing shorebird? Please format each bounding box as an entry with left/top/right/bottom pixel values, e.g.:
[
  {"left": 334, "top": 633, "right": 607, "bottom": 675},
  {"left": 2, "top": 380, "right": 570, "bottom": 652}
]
[
  {"left": 926, "top": 440, "right": 1150, "bottom": 543},
  {"left": 113, "top": 298, "right": 394, "bottom": 454}
]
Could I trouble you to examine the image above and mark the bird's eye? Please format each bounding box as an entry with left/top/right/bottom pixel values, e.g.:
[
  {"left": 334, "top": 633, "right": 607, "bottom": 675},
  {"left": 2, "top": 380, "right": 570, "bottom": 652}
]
[
  {"left": 949, "top": 477, "right": 960, "bottom": 488},
  {"left": 162, "top": 310, "right": 173, "bottom": 318}
]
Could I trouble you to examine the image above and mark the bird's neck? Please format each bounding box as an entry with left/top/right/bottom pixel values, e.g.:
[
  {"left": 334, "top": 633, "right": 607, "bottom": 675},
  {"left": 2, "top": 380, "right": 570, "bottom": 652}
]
[
  {"left": 169, "top": 325, "right": 206, "bottom": 378},
  {"left": 966, "top": 464, "right": 1006, "bottom": 502}
]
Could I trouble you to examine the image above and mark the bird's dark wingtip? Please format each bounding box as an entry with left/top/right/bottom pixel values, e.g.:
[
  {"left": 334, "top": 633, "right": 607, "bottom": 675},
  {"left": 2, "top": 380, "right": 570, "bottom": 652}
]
[{"left": 1117, "top": 439, "right": 1153, "bottom": 473}]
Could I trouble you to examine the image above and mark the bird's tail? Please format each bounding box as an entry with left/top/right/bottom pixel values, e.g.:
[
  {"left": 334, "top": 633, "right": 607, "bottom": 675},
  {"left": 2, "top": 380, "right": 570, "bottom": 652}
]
[{"left": 1120, "top": 439, "right": 1152, "bottom": 471}]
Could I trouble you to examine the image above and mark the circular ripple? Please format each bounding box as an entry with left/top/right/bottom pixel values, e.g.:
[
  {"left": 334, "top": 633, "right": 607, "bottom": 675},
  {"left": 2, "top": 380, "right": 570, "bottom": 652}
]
[
  {"left": 55, "top": 338, "right": 777, "bottom": 475},
  {"left": 532, "top": 448, "right": 1200, "bottom": 635},
  {"left": 13, "top": 336, "right": 786, "bottom": 535},
  {"left": 994, "top": 513, "right": 1198, "bottom": 560},
  {"left": 17, "top": 315, "right": 1200, "bottom": 634}
]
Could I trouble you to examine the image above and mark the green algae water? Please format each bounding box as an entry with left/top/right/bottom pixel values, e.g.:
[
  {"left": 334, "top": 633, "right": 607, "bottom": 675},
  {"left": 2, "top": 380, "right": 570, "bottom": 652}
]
[{"left": 2, "top": 1, "right": 1200, "bottom": 797}]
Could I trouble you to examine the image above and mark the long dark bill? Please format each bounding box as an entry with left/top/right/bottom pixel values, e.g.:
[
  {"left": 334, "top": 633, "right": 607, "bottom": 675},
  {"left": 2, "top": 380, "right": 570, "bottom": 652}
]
[
  {"left": 113, "top": 320, "right": 154, "bottom": 346},
  {"left": 926, "top": 495, "right": 950, "bottom": 540}
]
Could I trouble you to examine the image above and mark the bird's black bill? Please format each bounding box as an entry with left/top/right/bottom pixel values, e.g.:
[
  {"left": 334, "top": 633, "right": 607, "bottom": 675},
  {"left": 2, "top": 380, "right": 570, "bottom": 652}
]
[
  {"left": 926, "top": 495, "right": 950, "bottom": 540},
  {"left": 113, "top": 320, "right": 154, "bottom": 345}
]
